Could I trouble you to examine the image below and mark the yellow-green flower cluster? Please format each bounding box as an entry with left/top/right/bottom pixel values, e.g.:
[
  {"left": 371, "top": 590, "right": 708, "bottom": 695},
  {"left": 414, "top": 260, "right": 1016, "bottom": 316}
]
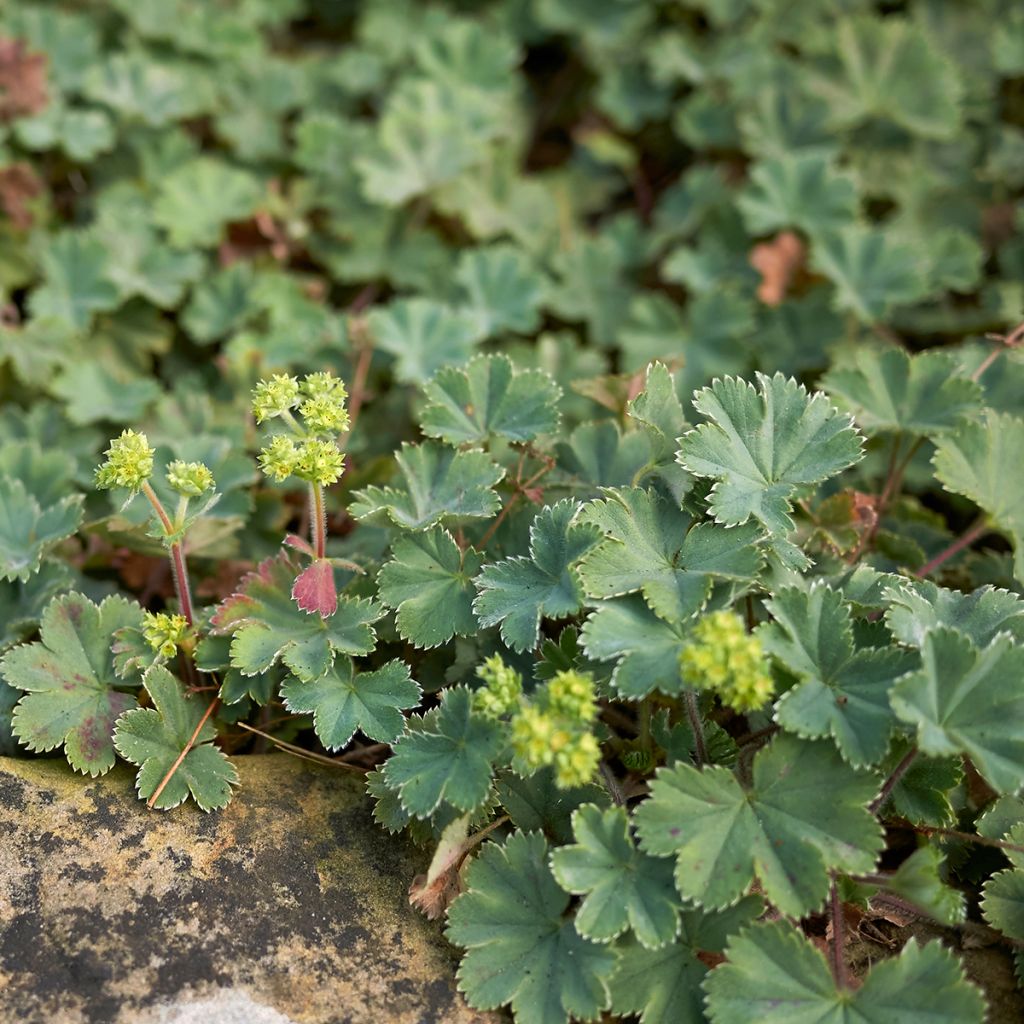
[
  {"left": 510, "top": 669, "right": 601, "bottom": 788},
  {"left": 95, "top": 430, "right": 155, "bottom": 493},
  {"left": 142, "top": 611, "right": 191, "bottom": 658},
  {"left": 253, "top": 372, "right": 349, "bottom": 487},
  {"left": 251, "top": 374, "right": 300, "bottom": 424},
  {"left": 473, "top": 655, "right": 523, "bottom": 719},
  {"left": 166, "top": 460, "right": 214, "bottom": 497},
  {"left": 680, "top": 610, "right": 775, "bottom": 713}
]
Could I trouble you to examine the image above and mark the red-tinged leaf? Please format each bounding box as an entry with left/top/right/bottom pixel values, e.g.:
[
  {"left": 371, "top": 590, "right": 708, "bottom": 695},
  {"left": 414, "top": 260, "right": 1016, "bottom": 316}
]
[
  {"left": 292, "top": 558, "right": 338, "bottom": 617},
  {"left": 283, "top": 533, "right": 316, "bottom": 558}
]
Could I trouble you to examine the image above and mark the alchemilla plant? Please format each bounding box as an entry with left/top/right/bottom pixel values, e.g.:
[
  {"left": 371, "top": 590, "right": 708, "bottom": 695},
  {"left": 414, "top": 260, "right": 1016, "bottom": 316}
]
[{"left": 2, "top": 0, "right": 1024, "bottom": 1021}]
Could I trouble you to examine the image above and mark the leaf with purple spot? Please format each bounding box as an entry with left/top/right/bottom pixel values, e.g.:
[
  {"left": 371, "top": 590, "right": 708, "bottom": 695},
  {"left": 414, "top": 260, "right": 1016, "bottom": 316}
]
[{"left": 0, "top": 592, "right": 143, "bottom": 776}]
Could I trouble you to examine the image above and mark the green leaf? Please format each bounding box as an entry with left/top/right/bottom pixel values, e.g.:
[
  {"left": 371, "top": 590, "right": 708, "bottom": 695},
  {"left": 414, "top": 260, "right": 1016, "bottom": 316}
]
[
  {"left": 181, "top": 262, "right": 254, "bottom": 343},
  {"left": 354, "top": 78, "right": 493, "bottom": 206},
  {"left": 578, "top": 486, "right": 762, "bottom": 622},
  {"left": 580, "top": 596, "right": 687, "bottom": 699},
  {"left": 808, "top": 16, "right": 964, "bottom": 140},
  {"left": 83, "top": 50, "right": 206, "bottom": 126},
  {"left": 446, "top": 831, "right": 615, "bottom": 1024},
  {"left": 351, "top": 442, "right": 504, "bottom": 531},
  {"left": 0, "top": 441, "right": 76, "bottom": 509},
  {"left": 0, "top": 477, "right": 82, "bottom": 582},
  {"left": 366, "top": 298, "right": 485, "bottom": 385},
  {"left": 761, "top": 584, "right": 915, "bottom": 766},
  {"left": 608, "top": 899, "right": 764, "bottom": 1024},
  {"left": 550, "top": 804, "right": 679, "bottom": 949},
  {"left": 890, "top": 628, "right": 1024, "bottom": 794},
  {"left": 634, "top": 734, "right": 882, "bottom": 916},
  {"left": 281, "top": 658, "right": 420, "bottom": 751},
  {"left": 738, "top": 152, "right": 858, "bottom": 236},
  {"left": 28, "top": 231, "right": 120, "bottom": 330},
  {"left": 378, "top": 528, "right": 482, "bottom": 648},
  {"left": 884, "top": 581, "right": 1024, "bottom": 649},
  {"left": 211, "top": 554, "right": 383, "bottom": 683},
  {"left": 474, "top": 500, "right": 601, "bottom": 652},
  {"left": 811, "top": 225, "right": 930, "bottom": 322},
  {"left": 823, "top": 349, "right": 983, "bottom": 436},
  {"left": 677, "top": 373, "right": 863, "bottom": 544},
  {"left": 703, "top": 920, "right": 985, "bottom": 1024},
  {"left": 626, "top": 362, "right": 689, "bottom": 466},
  {"left": 494, "top": 767, "right": 608, "bottom": 845},
  {"left": 455, "top": 245, "right": 546, "bottom": 336},
  {"left": 420, "top": 354, "right": 562, "bottom": 445},
  {"left": 152, "top": 157, "right": 262, "bottom": 248},
  {"left": 933, "top": 410, "right": 1024, "bottom": 583},
  {"left": 883, "top": 846, "right": 966, "bottom": 926},
  {"left": 0, "top": 562, "right": 71, "bottom": 654},
  {"left": 1, "top": 593, "right": 141, "bottom": 776},
  {"left": 113, "top": 665, "right": 238, "bottom": 811},
  {"left": 382, "top": 686, "right": 503, "bottom": 817},
  {"left": 49, "top": 361, "right": 162, "bottom": 426},
  {"left": 982, "top": 868, "right": 1024, "bottom": 942}
]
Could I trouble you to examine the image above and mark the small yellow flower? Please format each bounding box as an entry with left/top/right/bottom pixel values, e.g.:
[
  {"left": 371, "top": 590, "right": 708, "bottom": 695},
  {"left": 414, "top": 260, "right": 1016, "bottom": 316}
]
[
  {"left": 95, "top": 430, "right": 155, "bottom": 493},
  {"left": 258, "top": 435, "right": 299, "bottom": 482},
  {"left": 142, "top": 611, "right": 190, "bottom": 658},
  {"left": 680, "top": 610, "right": 775, "bottom": 713},
  {"left": 473, "top": 655, "right": 523, "bottom": 719},
  {"left": 554, "top": 731, "right": 600, "bottom": 788},
  {"left": 299, "top": 394, "right": 350, "bottom": 436},
  {"left": 252, "top": 374, "right": 300, "bottom": 424},
  {"left": 166, "top": 460, "right": 214, "bottom": 497},
  {"left": 547, "top": 669, "right": 597, "bottom": 722},
  {"left": 293, "top": 438, "right": 345, "bottom": 486}
]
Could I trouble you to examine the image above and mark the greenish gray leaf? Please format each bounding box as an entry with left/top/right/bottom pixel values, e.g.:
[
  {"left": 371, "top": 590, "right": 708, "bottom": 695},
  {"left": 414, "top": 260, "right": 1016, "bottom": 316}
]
[
  {"left": 378, "top": 528, "right": 483, "bottom": 648},
  {"left": 891, "top": 628, "right": 1024, "bottom": 794},
  {"left": 0, "top": 477, "right": 82, "bottom": 582},
  {"left": 454, "top": 245, "right": 546, "bottom": 337},
  {"left": 634, "top": 734, "right": 882, "bottom": 916},
  {"left": 351, "top": 442, "right": 504, "bottom": 531},
  {"left": 446, "top": 831, "right": 615, "bottom": 1024},
  {"left": 474, "top": 499, "right": 601, "bottom": 652},
  {"left": 281, "top": 657, "right": 420, "bottom": 751},
  {"left": 1, "top": 593, "right": 141, "bottom": 776},
  {"left": 884, "top": 581, "right": 1024, "bottom": 648},
  {"left": 28, "top": 231, "right": 120, "bottom": 331},
  {"left": 113, "top": 665, "right": 238, "bottom": 811}
]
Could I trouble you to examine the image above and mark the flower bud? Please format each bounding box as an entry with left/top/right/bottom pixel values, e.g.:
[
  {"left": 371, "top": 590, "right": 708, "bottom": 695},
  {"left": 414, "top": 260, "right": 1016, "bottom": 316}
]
[
  {"left": 95, "top": 430, "right": 155, "bottom": 493},
  {"left": 166, "top": 460, "right": 214, "bottom": 497}
]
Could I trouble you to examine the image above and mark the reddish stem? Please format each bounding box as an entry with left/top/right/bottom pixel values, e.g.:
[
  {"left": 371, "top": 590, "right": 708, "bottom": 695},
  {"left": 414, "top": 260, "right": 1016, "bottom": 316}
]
[
  {"left": 310, "top": 483, "right": 327, "bottom": 559},
  {"left": 147, "top": 697, "right": 219, "bottom": 809},
  {"left": 829, "top": 877, "right": 848, "bottom": 990},
  {"left": 870, "top": 747, "right": 917, "bottom": 814},
  {"left": 915, "top": 518, "right": 989, "bottom": 579}
]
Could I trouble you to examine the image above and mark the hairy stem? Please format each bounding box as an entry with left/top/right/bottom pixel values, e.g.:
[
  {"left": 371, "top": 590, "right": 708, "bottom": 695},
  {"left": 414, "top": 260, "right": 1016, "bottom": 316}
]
[
  {"left": 870, "top": 747, "right": 917, "bottom": 814},
  {"left": 142, "top": 481, "right": 195, "bottom": 628},
  {"left": 310, "top": 483, "right": 327, "bottom": 559},
  {"left": 915, "top": 517, "right": 989, "bottom": 579},
  {"left": 684, "top": 689, "right": 709, "bottom": 768},
  {"left": 915, "top": 824, "right": 1024, "bottom": 856}
]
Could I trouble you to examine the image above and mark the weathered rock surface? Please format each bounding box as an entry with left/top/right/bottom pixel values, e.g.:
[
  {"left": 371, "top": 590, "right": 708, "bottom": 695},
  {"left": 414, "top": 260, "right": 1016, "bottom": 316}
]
[{"left": 0, "top": 754, "right": 497, "bottom": 1024}]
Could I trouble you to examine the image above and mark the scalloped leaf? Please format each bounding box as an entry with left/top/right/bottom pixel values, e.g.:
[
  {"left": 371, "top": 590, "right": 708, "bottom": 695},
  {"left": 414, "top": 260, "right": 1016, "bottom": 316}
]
[
  {"left": 454, "top": 244, "right": 546, "bottom": 337},
  {"left": 550, "top": 803, "right": 679, "bottom": 949},
  {"left": 577, "top": 487, "right": 763, "bottom": 623},
  {"left": 0, "top": 476, "right": 83, "bottom": 582},
  {"left": 884, "top": 581, "right": 1024, "bottom": 649},
  {"left": 475, "top": 499, "right": 601, "bottom": 652},
  {"left": 351, "top": 441, "right": 504, "bottom": 531},
  {"left": 677, "top": 374, "right": 863, "bottom": 549},
  {"left": 933, "top": 410, "right": 1024, "bottom": 583},
  {"left": 883, "top": 846, "right": 966, "bottom": 926},
  {"left": 761, "top": 584, "right": 915, "bottom": 766},
  {"left": 580, "top": 596, "right": 687, "bottom": 699},
  {"left": 378, "top": 528, "right": 482, "bottom": 649},
  {"left": 704, "top": 921, "right": 985, "bottom": 1024},
  {"left": 446, "top": 831, "right": 615, "bottom": 1024},
  {"left": 366, "top": 296, "right": 485, "bottom": 385},
  {"left": 608, "top": 898, "right": 764, "bottom": 1024},
  {"left": 383, "top": 687, "right": 503, "bottom": 817},
  {"left": 634, "top": 734, "right": 883, "bottom": 916},
  {"left": 210, "top": 553, "right": 383, "bottom": 682},
  {"left": 113, "top": 665, "right": 238, "bottom": 811},
  {"left": 280, "top": 657, "right": 420, "bottom": 751},
  {"left": 823, "top": 349, "right": 983, "bottom": 436},
  {"left": 890, "top": 628, "right": 1024, "bottom": 794},
  {"left": 27, "top": 229, "right": 120, "bottom": 330},
  {"left": 420, "top": 354, "right": 562, "bottom": 444},
  {"left": 1, "top": 592, "right": 141, "bottom": 776},
  {"left": 982, "top": 868, "right": 1024, "bottom": 942}
]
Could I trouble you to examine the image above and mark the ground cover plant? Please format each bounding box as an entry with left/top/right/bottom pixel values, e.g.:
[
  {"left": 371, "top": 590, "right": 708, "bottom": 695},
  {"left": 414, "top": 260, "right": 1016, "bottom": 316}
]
[{"left": 1, "top": 0, "right": 1024, "bottom": 1021}]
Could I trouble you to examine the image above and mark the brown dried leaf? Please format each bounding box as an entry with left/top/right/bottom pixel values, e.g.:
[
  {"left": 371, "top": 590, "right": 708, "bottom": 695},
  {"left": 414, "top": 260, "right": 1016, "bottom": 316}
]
[
  {"left": 0, "top": 38, "right": 49, "bottom": 122},
  {"left": 750, "top": 230, "right": 806, "bottom": 307},
  {"left": 0, "top": 163, "right": 43, "bottom": 230}
]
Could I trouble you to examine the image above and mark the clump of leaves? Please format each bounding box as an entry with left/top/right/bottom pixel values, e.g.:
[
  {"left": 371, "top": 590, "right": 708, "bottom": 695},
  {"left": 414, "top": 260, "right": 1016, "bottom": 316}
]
[{"left": 1, "top": 1, "right": 1023, "bottom": 1021}]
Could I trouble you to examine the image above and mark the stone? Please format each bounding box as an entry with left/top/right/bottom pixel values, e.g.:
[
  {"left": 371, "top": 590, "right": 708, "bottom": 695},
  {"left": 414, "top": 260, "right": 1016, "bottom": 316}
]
[{"left": 0, "top": 754, "right": 497, "bottom": 1024}]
